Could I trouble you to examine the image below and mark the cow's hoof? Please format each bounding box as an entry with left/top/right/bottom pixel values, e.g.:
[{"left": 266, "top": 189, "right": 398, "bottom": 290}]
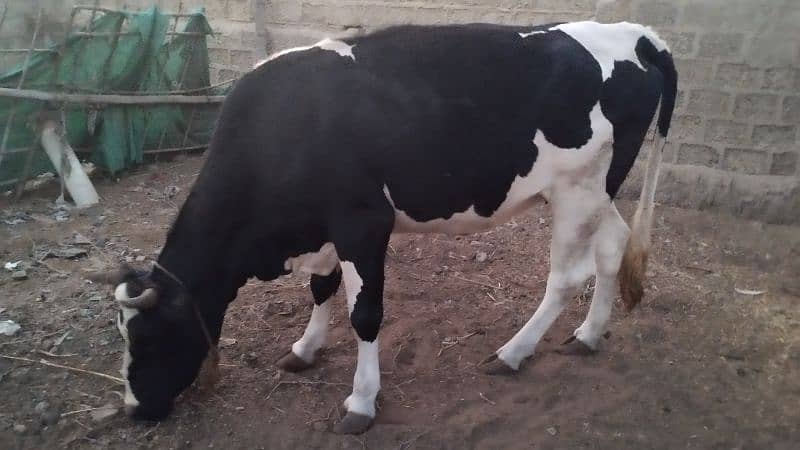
[
  {"left": 478, "top": 354, "right": 518, "bottom": 376},
  {"left": 333, "top": 412, "right": 373, "bottom": 435},
  {"left": 556, "top": 336, "right": 596, "bottom": 356},
  {"left": 276, "top": 350, "right": 313, "bottom": 372}
]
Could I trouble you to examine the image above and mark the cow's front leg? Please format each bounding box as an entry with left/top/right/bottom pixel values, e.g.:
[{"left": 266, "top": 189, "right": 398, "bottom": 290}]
[
  {"left": 330, "top": 203, "right": 393, "bottom": 435},
  {"left": 334, "top": 258, "right": 385, "bottom": 434},
  {"left": 277, "top": 269, "right": 342, "bottom": 372}
]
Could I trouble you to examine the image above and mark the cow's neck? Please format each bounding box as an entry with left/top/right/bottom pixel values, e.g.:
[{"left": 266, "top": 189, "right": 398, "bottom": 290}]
[{"left": 155, "top": 182, "right": 251, "bottom": 340}]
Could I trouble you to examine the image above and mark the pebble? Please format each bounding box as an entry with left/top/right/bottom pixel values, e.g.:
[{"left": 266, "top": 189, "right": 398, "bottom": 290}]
[
  {"left": 73, "top": 233, "right": 92, "bottom": 245},
  {"left": 475, "top": 251, "right": 488, "bottom": 263},
  {"left": 135, "top": 255, "right": 146, "bottom": 262},
  {"left": 34, "top": 401, "right": 50, "bottom": 414},
  {"left": 243, "top": 352, "right": 258, "bottom": 367},
  {"left": 90, "top": 404, "right": 118, "bottom": 422},
  {"left": 40, "top": 409, "right": 61, "bottom": 426},
  {"left": 12, "top": 270, "right": 28, "bottom": 280},
  {"left": 13, "top": 423, "right": 26, "bottom": 433},
  {"left": 546, "top": 426, "right": 558, "bottom": 436},
  {"left": 0, "top": 320, "right": 21, "bottom": 336}
]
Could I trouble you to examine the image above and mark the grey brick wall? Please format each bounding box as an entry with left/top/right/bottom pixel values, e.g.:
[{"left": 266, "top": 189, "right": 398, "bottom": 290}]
[
  {"left": 122, "top": 1, "right": 263, "bottom": 82},
  {"left": 254, "top": 0, "right": 799, "bottom": 224},
  {"left": 599, "top": 0, "right": 800, "bottom": 223}
]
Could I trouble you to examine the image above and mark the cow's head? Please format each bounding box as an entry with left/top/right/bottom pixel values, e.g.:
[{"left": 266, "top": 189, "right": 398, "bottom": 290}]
[{"left": 90, "top": 265, "right": 210, "bottom": 421}]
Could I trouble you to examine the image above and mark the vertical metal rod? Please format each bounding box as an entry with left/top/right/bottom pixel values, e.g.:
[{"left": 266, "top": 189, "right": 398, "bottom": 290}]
[
  {"left": 180, "top": 106, "right": 196, "bottom": 148},
  {"left": 98, "top": 16, "right": 124, "bottom": 90},
  {"left": 154, "top": 2, "right": 186, "bottom": 156},
  {"left": 176, "top": 19, "right": 200, "bottom": 155},
  {"left": 0, "top": 3, "right": 9, "bottom": 34},
  {"left": 0, "top": 7, "right": 43, "bottom": 171},
  {"left": 13, "top": 7, "right": 76, "bottom": 199},
  {"left": 68, "top": 0, "right": 101, "bottom": 88}
]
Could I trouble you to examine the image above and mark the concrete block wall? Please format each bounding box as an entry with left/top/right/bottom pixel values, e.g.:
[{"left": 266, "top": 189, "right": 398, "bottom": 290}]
[
  {"left": 255, "top": 0, "right": 799, "bottom": 224},
  {"left": 595, "top": 0, "right": 800, "bottom": 224}
]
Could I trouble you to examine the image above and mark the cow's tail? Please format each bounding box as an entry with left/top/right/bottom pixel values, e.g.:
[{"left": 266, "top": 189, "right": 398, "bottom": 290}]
[{"left": 618, "top": 29, "right": 678, "bottom": 312}]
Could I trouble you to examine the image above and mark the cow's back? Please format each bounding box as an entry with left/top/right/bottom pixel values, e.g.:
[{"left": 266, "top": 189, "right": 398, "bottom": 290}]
[{"left": 207, "top": 22, "right": 665, "bottom": 235}]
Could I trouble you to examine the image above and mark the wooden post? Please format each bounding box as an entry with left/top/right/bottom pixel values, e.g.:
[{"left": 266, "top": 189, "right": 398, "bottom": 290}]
[{"left": 0, "top": 87, "right": 225, "bottom": 104}]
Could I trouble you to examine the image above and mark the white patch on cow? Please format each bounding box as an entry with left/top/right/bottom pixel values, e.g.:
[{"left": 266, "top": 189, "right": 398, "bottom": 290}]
[
  {"left": 550, "top": 21, "right": 668, "bottom": 80},
  {"left": 114, "top": 283, "right": 141, "bottom": 408},
  {"left": 284, "top": 242, "right": 339, "bottom": 276},
  {"left": 291, "top": 301, "right": 332, "bottom": 363},
  {"left": 256, "top": 38, "right": 356, "bottom": 68},
  {"left": 383, "top": 186, "right": 545, "bottom": 235},
  {"left": 339, "top": 261, "right": 379, "bottom": 417},
  {"left": 344, "top": 339, "right": 380, "bottom": 417},
  {"left": 533, "top": 102, "right": 614, "bottom": 168},
  {"left": 518, "top": 30, "right": 547, "bottom": 38},
  {"left": 340, "top": 261, "right": 363, "bottom": 314},
  {"left": 316, "top": 39, "right": 356, "bottom": 60},
  {"left": 383, "top": 101, "right": 613, "bottom": 237},
  {"left": 496, "top": 272, "right": 573, "bottom": 369}
]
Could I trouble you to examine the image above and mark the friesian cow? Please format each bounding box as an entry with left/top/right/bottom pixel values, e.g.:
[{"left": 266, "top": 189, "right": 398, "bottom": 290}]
[{"left": 91, "top": 21, "right": 677, "bottom": 434}]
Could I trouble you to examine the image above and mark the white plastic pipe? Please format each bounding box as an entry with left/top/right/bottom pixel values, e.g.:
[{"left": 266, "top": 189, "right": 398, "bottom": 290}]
[{"left": 39, "top": 120, "right": 100, "bottom": 207}]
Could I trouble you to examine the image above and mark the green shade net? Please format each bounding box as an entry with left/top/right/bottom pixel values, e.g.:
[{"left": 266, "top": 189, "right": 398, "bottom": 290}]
[{"left": 0, "top": 6, "right": 227, "bottom": 187}]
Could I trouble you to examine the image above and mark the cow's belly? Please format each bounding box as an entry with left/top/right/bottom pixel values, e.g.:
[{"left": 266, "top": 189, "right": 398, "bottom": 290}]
[{"left": 389, "top": 192, "right": 546, "bottom": 235}]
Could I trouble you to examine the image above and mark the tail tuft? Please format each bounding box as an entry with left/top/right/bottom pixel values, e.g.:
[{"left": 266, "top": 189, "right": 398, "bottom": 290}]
[{"left": 618, "top": 212, "right": 648, "bottom": 312}]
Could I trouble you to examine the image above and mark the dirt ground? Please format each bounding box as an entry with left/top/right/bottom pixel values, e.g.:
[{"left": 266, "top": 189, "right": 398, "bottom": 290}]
[{"left": 1, "top": 154, "right": 798, "bottom": 450}]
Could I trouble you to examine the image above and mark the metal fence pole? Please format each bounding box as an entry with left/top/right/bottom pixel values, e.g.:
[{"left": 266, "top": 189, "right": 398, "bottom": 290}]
[
  {"left": 0, "top": 7, "right": 43, "bottom": 172},
  {"left": 12, "top": 6, "right": 76, "bottom": 198}
]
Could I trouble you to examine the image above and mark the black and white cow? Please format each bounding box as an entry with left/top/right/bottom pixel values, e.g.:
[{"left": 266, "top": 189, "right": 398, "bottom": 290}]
[{"left": 91, "top": 21, "right": 677, "bottom": 434}]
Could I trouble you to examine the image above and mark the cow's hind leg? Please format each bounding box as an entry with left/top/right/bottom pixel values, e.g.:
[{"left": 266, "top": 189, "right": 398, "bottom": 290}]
[
  {"left": 559, "top": 203, "right": 629, "bottom": 355},
  {"left": 483, "top": 184, "right": 609, "bottom": 373},
  {"left": 277, "top": 269, "right": 342, "bottom": 372},
  {"left": 330, "top": 199, "right": 394, "bottom": 434}
]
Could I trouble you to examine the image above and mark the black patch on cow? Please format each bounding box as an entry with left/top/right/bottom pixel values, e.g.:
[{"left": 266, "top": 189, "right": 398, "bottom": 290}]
[
  {"left": 601, "top": 36, "right": 676, "bottom": 198},
  {"left": 335, "top": 25, "right": 603, "bottom": 221},
  {"left": 311, "top": 269, "right": 342, "bottom": 305}
]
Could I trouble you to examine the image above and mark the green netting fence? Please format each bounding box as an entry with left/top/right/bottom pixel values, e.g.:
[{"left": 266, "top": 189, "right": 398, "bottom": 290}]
[{"left": 0, "top": 4, "right": 232, "bottom": 193}]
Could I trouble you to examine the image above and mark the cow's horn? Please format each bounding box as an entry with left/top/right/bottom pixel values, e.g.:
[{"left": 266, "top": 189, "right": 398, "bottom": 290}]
[
  {"left": 117, "top": 287, "right": 159, "bottom": 310},
  {"left": 86, "top": 264, "right": 132, "bottom": 285}
]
